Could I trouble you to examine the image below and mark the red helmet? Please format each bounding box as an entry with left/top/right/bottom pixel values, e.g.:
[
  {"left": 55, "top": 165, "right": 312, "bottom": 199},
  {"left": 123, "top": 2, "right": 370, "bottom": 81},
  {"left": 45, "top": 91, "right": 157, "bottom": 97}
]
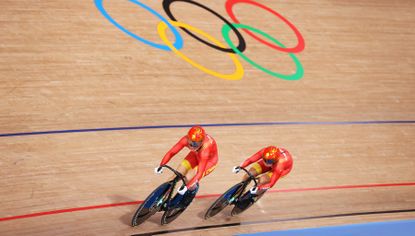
[
  {"left": 263, "top": 146, "right": 283, "bottom": 165},
  {"left": 187, "top": 126, "right": 206, "bottom": 150}
]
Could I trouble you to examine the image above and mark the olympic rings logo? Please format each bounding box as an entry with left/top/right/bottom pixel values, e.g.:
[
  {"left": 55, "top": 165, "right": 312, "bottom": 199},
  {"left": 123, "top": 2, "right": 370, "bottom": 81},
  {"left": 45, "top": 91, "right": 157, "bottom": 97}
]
[{"left": 95, "top": 0, "right": 305, "bottom": 81}]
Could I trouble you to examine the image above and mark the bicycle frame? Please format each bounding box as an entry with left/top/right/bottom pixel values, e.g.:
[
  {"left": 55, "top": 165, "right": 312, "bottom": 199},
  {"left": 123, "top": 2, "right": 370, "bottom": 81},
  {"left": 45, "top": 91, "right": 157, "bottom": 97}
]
[
  {"left": 230, "top": 167, "right": 258, "bottom": 203},
  {"left": 159, "top": 165, "right": 187, "bottom": 210}
]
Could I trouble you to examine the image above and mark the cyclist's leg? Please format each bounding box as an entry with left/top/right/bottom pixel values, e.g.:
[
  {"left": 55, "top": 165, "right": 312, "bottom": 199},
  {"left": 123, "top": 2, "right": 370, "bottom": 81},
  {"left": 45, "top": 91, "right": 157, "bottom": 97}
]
[
  {"left": 184, "top": 157, "right": 218, "bottom": 188},
  {"left": 168, "top": 154, "right": 197, "bottom": 208},
  {"left": 179, "top": 160, "right": 218, "bottom": 208},
  {"left": 178, "top": 166, "right": 202, "bottom": 208},
  {"left": 243, "top": 160, "right": 272, "bottom": 181},
  {"left": 242, "top": 163, "right": 260, "bottom": 181},
  {"left": 252, "top": 161, "right": 272, "bottom": 196},
  {"left": 257, "top": 164, "right": 292, "bottom": 192},
  {"left": 235, "top": 171, "right": 268, "bottom": 209},
  {"left": 168, "top": 152, "right": 197, "bottom": 181},
  {"left": 184, "top": 167, "right": 198, "bottom": 189},
  {"left": 256, "top": 164, "right": 291, "bottom": 184},
  {"left": 258, "top": 172, "right": 272, "bottom": 185}
]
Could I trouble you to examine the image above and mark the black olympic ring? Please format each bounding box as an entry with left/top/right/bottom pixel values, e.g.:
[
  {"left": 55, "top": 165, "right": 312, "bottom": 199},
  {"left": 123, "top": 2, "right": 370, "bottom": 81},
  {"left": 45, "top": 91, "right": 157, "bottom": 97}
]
[{"left": 162, "top": 0, "right": 246, "bottom": 53}]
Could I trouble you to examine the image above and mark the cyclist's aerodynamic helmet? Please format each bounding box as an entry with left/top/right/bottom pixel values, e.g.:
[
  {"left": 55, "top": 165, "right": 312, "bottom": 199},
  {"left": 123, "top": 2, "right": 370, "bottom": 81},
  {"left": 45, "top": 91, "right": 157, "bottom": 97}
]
[
  {"left": 187, "top": 126, "right": 206, "bottom": 150},
  {"left": 263, "top": 146, "right": 284, "bottom": 165}
]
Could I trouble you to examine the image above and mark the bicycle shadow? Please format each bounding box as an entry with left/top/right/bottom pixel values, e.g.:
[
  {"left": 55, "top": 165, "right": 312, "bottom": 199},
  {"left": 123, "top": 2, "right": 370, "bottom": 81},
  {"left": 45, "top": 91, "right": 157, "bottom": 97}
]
[
  {"left": 197, "top": 209, "right": 234, "bottom": 222},
  {"left": 196, "top": 201, "right": 233, "bottom": 221}
]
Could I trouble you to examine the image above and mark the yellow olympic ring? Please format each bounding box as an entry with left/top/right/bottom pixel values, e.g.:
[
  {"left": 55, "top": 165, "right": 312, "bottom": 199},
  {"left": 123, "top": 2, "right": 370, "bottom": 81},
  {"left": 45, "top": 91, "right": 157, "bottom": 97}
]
[{"left": 157, "top": 21, "right": 244, "bottom": 81}]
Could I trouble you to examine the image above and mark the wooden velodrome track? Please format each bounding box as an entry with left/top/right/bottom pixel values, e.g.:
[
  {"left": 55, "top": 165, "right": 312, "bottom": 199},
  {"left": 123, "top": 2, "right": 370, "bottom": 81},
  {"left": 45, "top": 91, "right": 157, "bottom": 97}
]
[{"left": 1, "top": 0, "right": 415, "bottom": 235}]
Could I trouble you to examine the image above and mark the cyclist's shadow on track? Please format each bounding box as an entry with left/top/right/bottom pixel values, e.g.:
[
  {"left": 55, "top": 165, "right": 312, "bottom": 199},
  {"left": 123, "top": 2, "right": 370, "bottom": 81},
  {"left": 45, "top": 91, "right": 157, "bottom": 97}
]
[{"left": 196, "top": 204, "right": 234, "bottom": 221}]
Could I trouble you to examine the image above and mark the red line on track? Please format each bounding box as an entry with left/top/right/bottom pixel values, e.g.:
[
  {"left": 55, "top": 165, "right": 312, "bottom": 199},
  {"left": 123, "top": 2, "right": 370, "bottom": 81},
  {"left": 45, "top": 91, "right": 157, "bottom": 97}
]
[
  {"left": 0, "top": 201, "right": 143, "bottom": 222},
  {"left": 268, "top": 182, "right": 415, "bottom": 193},
  {"left": 1, "top": 182, "right": 414, "bottom": 222}
]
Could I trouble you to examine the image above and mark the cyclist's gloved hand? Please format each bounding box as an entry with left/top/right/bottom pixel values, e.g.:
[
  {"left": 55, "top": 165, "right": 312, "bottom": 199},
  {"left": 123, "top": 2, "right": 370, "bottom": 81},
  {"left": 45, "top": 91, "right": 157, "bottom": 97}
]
[
  {"left": 154, "top": 166, "right": 163, "bottom": 174},
  {"left": 250, "top": 186, "right": 258, "bottom": 195},
  {"left": 178, "top": 185, "right": 188, "bottom": 195},
  {"left": 232, "top": 166, "right": 241, "bottom": 174}
]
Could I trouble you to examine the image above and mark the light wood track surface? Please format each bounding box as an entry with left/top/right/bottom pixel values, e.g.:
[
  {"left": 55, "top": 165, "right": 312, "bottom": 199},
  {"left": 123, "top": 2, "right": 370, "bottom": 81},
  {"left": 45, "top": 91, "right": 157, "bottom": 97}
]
[{"left": 1, "top": 0, "right": 414, "bottom": 235}]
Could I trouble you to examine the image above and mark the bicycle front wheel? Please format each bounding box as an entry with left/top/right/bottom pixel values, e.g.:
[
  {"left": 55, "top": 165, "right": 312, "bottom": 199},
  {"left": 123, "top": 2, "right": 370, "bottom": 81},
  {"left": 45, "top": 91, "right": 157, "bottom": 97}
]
[
  {"left": 131, "top": 182, "right": 171, "bottom": 227},
  {"left": 204, "top": 182, "right": 245, "bottom": 219}
]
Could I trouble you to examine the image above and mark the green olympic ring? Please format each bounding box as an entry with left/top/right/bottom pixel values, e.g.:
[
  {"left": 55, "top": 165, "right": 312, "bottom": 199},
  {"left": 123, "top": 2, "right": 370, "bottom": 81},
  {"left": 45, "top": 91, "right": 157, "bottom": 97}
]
[{"left": 222, "top": 23, "right": 304, "bottom": 81}]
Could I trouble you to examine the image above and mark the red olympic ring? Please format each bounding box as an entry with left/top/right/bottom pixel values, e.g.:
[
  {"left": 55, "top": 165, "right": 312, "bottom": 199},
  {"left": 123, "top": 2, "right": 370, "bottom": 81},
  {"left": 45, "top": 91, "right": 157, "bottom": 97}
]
[{"left": 225, "top": 0, "right": 305, "bottom": 53}]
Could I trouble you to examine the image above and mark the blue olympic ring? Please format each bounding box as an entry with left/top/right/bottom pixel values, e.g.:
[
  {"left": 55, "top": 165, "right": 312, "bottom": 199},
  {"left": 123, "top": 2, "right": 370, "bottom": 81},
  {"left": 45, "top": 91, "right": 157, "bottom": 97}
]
[{"left": 94, "top": 0, "right": 183, "bottom": 51}]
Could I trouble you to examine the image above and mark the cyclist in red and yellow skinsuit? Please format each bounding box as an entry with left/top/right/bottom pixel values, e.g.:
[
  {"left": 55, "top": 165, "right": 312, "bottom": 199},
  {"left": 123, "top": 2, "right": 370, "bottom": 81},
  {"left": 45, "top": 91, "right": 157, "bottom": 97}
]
[
  {"left": 155, "top": 126, "right": 218, "bottom": 200},
  {"left": 233, "top": 146, "right": 293, "bottom": 195}
]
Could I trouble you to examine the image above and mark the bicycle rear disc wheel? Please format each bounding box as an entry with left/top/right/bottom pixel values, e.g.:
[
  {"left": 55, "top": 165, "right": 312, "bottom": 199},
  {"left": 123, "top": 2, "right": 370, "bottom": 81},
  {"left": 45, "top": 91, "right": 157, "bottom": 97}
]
[
  {"left": 231, "top": 190, "right": 266, "bottom": 216},
  {"left": 161, "top": 206, "right": 186, "bottom": 225},
  {"left": 204, "top": 182, "right": 244, "bottom": 219},
  {"left": 131, "top": 182, "right": 171, "bottom": 227}
]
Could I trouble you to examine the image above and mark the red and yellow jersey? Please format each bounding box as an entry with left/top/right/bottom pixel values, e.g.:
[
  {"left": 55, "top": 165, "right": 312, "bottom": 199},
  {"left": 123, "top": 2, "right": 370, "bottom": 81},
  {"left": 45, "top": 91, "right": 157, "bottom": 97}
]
[
  {"left": 160, "top": 134, "right": 218, "bottom": 188},
  {"left": 240, "top": 147, "right": 293, "bottom": 190}
]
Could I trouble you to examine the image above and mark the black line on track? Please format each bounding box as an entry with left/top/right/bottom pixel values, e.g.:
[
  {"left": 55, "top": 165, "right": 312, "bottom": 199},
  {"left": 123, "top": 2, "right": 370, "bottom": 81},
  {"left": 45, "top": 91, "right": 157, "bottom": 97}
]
[{"left": 131, "top": 208, "right": 415, "bottom": 235}]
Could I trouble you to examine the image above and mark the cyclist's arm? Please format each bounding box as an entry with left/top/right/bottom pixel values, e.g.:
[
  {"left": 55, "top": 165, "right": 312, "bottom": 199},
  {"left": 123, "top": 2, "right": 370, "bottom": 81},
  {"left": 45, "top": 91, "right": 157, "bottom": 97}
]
[
  {"left": 160, "top": 136, "right": 187, "bottom": 166},
  {"left": 240, "top": 148, "right": 264, "bottom": 168}
]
